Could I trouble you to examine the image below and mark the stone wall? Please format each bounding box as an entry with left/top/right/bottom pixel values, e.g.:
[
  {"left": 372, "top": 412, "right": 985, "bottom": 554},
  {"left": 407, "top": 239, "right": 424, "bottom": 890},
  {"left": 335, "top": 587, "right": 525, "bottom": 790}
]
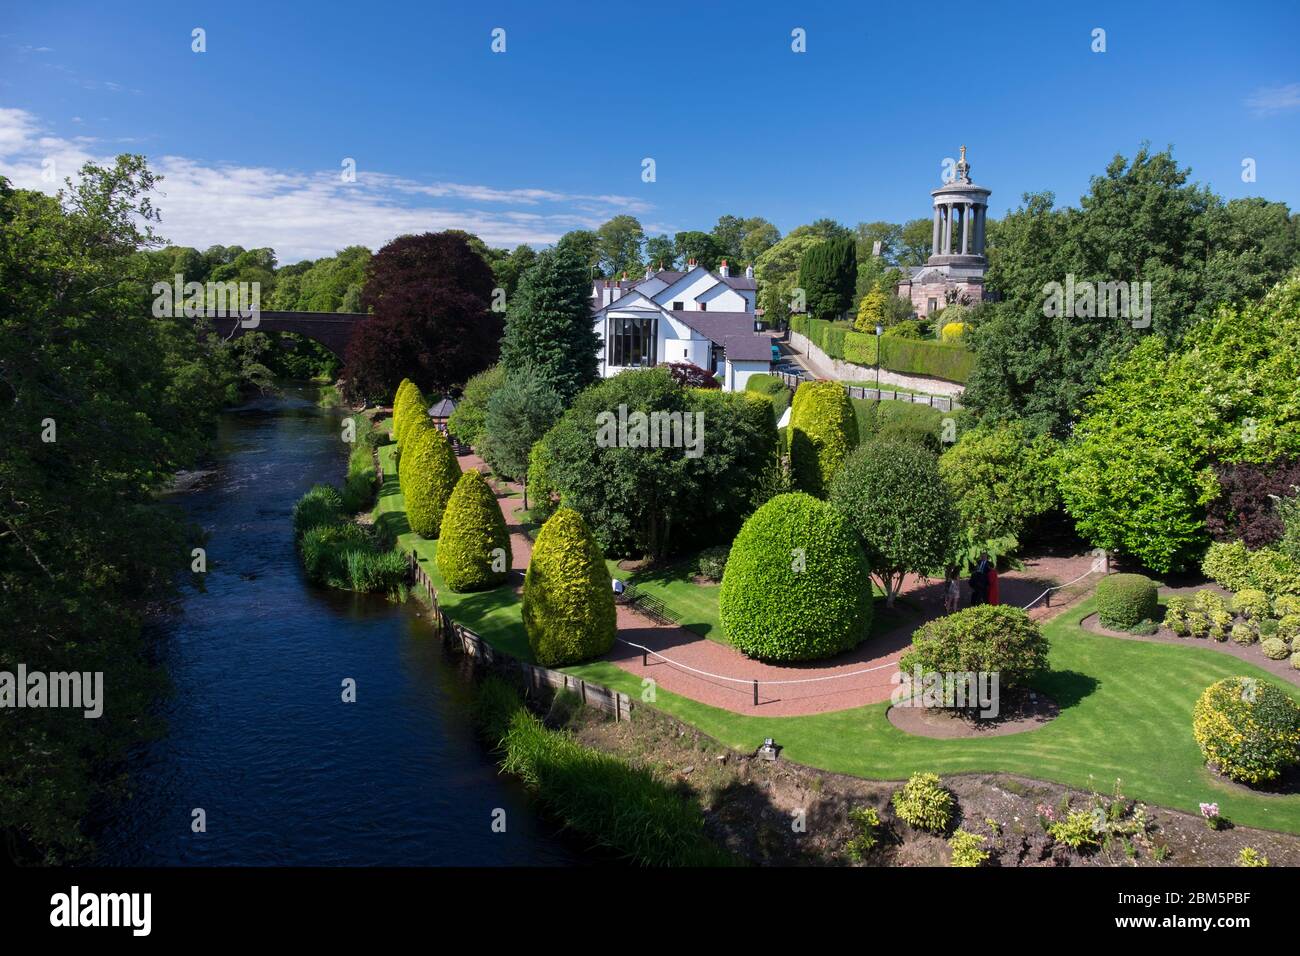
[{"left": 788, "top": 331, "right": 965, "bottom": 398}]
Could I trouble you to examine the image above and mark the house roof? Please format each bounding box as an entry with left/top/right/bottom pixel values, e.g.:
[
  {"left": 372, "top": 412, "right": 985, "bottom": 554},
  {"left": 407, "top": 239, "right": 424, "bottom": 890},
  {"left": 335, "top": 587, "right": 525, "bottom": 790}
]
[
  {"left": 668, "top": 309, "right": 755, "bottom": 347},
  {"left": 719, "top": 275, "right": 757, "bottom": 291},
  {"left": 722, "top": 333, "right": 774, "bottom": 362}
]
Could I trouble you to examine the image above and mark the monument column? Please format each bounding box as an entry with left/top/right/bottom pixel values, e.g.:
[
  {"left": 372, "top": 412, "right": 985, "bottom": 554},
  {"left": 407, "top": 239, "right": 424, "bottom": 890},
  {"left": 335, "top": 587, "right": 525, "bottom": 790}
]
[
  {"left": 932, "top": 207, "right": 941, "bottom": 256},
  {"left": 961, "top": 202, "right": 970, "bottom": 255}
]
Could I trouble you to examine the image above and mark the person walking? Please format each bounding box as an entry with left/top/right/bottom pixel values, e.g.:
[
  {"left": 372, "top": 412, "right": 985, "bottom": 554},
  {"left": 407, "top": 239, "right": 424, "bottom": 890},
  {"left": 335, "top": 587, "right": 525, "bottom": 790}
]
[
  {"left": 969, "top": 552, "right": 990, "bottom": 606},
  {"left": 987, "top": 559, "right": 1000, "bottom": 606},
  {"left": 944, "top": 566, "right": 960, "bottom": 614}
]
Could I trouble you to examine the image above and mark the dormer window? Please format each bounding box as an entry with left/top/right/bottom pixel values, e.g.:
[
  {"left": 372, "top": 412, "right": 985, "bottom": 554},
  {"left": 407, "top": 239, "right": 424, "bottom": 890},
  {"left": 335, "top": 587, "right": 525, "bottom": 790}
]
[{"left": 698, "top": 302, "right": 707, "bottom": 311}]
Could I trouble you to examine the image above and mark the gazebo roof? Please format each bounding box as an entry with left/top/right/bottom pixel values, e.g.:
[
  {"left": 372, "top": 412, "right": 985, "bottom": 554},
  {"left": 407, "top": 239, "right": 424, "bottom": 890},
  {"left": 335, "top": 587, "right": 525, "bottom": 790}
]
[{"left": 427, "top": 397, "right": 457, "bottom": 418}]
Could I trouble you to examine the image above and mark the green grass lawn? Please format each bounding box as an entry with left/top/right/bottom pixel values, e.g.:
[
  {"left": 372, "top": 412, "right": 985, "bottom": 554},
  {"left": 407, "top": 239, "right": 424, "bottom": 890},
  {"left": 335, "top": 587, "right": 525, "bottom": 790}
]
[
  {"left": 376, "top": 438, "right": 1300, "bottom": 835},
  {"left": 566, "top": 597, "right": 1300, "bottom": 834},
  {"left": 374, "top": 442, "right": 534, "bottom": 661}
]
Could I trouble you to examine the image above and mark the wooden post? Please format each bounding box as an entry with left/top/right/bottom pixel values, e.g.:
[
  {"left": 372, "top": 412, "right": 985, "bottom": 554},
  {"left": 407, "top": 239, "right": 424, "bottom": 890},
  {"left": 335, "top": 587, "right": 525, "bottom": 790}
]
[{"left": 752, "top": 679, "right": 759, "bottom": 706}]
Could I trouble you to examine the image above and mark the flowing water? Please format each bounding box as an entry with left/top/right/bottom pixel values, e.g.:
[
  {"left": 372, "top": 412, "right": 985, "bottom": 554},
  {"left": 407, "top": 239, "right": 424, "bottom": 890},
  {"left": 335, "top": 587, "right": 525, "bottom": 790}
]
[{"left": 91, "top": 388, "right": 581, "bottom": 865}]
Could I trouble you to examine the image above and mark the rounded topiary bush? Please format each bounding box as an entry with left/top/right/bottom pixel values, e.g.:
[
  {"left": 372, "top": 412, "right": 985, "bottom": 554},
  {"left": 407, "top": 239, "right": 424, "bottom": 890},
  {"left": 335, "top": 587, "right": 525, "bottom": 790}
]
[
  {"left": 718, "top": 492, "right": 873, "bottom": 661},
  {"left": 1278, "top": 614, "right": 1300, "bottom": 645},
  {"left": 522, "top": 508, "right": 616, "bottom": 666},
  {"left": 891, "top": 772, "right": 954, "bottom": 833},
  {"left": 788, "top": 381, "right": 857, "bottom": 497},
  {"left": 899, "top": 605, "right": 1049, "bottom": 694},
  {"left": 1192, "top": 677, "right": 1300, "bottom": 784},
  {"left": 436, "top": 469, "right": 511, "bottom": 592},
  {"left": 391, "top": 379, "right": 414, "bottom": 444},
  {"left": 398, "top": 419, "right": 462, "bottom": 538},
  {"left": 1232, "top": 588, "right": 1271, "bottom": 621},
  {"left": 1262, "top": 637, "right": 1290, "bottom": 660},
  {"left": 1096, "top": 573, "right": 1160, "bottom": 631}
]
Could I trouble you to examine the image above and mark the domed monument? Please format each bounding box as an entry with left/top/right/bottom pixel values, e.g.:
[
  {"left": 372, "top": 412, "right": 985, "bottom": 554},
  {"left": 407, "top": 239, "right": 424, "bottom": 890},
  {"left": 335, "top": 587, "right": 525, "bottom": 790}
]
[{"left": 895, "top": 146, "right": 991, "bottom": 318}]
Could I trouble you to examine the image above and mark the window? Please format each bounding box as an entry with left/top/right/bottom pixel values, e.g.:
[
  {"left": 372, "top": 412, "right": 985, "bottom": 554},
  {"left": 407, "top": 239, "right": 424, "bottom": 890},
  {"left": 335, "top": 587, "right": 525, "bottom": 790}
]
[
  {"left": 698, "top": 302, "right": 707, "bottom": 311},
  {"left": 672, "top": 301, "right": 683, "bottom": 311},
  {"left": 927, "top": 298, "right": 938, "bottom": 314},
  {"left": 608, "top": 314, "right": 657, "bottom": 368}
]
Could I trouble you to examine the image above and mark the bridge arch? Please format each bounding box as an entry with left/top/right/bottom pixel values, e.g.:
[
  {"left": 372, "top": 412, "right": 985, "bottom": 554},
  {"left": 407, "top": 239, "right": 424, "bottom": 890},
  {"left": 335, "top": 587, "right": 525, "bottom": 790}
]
[{"left": 204, "top": 311, "right": 369, "bottom": 358}]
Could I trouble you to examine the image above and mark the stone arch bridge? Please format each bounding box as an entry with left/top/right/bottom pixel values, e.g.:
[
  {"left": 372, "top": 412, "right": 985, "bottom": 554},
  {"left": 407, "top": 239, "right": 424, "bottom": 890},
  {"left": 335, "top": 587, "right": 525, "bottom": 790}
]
[{"left": 205, "top": 311, "right": 369, "bottom": 358}]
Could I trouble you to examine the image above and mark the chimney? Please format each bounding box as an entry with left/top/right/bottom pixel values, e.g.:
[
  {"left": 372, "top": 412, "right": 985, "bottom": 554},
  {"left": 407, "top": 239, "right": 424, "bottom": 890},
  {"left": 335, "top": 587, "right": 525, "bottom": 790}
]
[
  {"left": 645, "top": 264, "right": 653, "bottom": 280},
  {"left": 719, "top": 258, "right": 729, "bottom": 277},
  {"left": 745, "top": 264, "right": 754, "bottom": 279}
]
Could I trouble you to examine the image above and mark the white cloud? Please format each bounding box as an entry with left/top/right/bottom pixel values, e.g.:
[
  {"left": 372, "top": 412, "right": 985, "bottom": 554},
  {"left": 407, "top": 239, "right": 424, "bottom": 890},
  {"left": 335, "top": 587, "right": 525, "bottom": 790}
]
[
  {"left": 1245, "top": 82, "right": 1300, "bottom": 116},
  {"left": 0, "top": 107, "right": 655, "bottom": 261}
]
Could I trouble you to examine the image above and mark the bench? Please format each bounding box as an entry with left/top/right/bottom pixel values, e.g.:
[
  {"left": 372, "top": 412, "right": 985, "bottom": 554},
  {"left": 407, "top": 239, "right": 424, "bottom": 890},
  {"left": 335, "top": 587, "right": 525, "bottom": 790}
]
[{"left": 619, "top": 584, "right": 679, "bottom": 625}]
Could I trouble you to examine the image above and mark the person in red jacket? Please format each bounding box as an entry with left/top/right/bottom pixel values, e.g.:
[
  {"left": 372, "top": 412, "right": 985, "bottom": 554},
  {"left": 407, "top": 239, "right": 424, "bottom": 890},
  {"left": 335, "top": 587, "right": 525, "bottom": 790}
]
[{"left": 987, "top": 560, "right": 1000, "bottom": 606}]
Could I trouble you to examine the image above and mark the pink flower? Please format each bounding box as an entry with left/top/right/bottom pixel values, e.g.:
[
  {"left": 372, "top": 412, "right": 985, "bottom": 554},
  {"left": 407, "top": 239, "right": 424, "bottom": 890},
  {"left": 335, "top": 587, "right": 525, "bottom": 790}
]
[{"left": 1199, "top": 802, "right": 1219, "bottom": 820}]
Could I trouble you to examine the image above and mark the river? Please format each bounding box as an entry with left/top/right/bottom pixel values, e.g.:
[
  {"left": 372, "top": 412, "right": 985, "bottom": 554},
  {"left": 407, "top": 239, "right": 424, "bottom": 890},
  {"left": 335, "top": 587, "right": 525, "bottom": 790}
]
[{"left": 90, "top": 388, "right": 582, "bottom": 865}]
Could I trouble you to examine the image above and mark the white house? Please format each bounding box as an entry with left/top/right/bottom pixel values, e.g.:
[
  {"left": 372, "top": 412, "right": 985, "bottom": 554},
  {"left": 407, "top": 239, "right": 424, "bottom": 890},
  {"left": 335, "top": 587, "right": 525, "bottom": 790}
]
[{"left": 590, "top": 259, "right": 772, "bottom": 392}]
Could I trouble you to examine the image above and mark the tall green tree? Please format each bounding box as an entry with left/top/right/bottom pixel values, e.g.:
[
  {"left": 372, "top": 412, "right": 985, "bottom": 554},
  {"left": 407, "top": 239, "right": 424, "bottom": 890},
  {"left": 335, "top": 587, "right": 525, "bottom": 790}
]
[
  {"left": 499, "top": 245, "right": 601, "bottom": 403},
  {"left": 644, "top": 235, "right": 676, "bottom": 271},
  {"left": 596, "top": 215, "right": 644, "bottom": 278},
  {"left": 481, "top": 366, "right": 564, "bottom": 507},
  {"left": 556, "top": 229, "right": 600, "bottom": 278},
  {"left": 798, "top": 235, "right": 856, "bottom": 321},
  {"left": 673, "top": 231, "right": 723, "bottom": 270}
]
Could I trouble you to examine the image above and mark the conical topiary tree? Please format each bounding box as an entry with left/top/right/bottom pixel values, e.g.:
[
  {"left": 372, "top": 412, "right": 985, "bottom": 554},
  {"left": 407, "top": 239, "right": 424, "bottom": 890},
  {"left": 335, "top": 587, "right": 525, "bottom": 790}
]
[
  {"left": 522, "top": 507, "right": 616, "bottom": 666},
  {"left": 789, "top": 380, "right": 858, "bottom": 497},
  {"left": 436, "top": 469, "right": 512, "bottom": 592},
  {"left": 719, "top": 491, "right": 873, "bottom": 661},
  {"left": 393, "top": 379, "right": 429, "bottom": 448},
  {"left": 392, "top": 379, "right": 414, "bottom": 444},
  {"left": 398, "top": 418, "right": 462, "bottom": 537}
]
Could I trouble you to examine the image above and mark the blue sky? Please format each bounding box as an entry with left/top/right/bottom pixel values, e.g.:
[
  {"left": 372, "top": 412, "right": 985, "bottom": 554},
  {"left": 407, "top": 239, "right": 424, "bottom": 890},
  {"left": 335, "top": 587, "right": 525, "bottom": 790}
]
[{"left": 2, "top": 0, "right": 1298, "bottom": 261}]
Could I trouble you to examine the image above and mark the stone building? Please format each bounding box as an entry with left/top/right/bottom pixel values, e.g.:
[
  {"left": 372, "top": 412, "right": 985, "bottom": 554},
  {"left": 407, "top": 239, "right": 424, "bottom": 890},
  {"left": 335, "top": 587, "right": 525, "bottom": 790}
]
[{"left": 896, "top": 146, "right": 992, "bottom": 318}]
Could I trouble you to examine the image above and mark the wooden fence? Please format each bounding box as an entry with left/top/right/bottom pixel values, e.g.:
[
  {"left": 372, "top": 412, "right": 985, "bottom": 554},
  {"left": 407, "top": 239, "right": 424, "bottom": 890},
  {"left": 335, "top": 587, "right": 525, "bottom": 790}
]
[{"left": 404, "top": 551, "right": 634, "bottom": 722}]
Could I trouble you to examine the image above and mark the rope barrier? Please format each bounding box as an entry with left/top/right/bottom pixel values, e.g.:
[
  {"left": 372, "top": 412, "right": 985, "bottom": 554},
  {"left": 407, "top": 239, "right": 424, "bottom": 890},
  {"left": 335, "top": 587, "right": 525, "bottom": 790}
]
[
  {"left": 1019, "top": 567, "right": 1101, "bottom": 611},
  {"left": 614, "top": 637, "right": 898, "bottom": 687}
]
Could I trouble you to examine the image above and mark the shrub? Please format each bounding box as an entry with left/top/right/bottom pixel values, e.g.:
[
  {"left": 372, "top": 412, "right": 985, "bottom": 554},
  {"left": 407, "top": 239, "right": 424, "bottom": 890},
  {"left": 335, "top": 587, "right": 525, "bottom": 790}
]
[
  {"left": 300, "top": 522, "right": 371, "bottom": 588},
  {"left": 435, "top": 469, "right": 511, "bottom": 592},
  {"left": 939, "top": 321, "right": 968, "bottom": 343},
  {"left": 392, "top": 378, "right": 429, "bottom": 447},
  {"left": 1202, "top": 540, "right": 1252, "bottom": 593},
  {"left": 1192, "top": 677, "right": 1300, "bottom": 783},
  {"left": 473, "top": 675, "right": 524, "bottom": 744},
  {"left": 744, "top": 373, "right": 791, "bottom": 420},
  {"left": 1209, "top": 608, "right": 1233, "bottom": 642},
  {"left": 1238, "top": 847, "right": 1269, "bottom": 867},
  {"left": 1275, "top": 595, "right": 1300, "bottom": 618},
  {"left": 1232, "top": 588, "right": 1271, "bottom": 621},
  {"left": 1292, "top": 652, "right": 1300, "bottom": 670},
  {"left": 1231, "top": 623, "right": 1257, "bottom": 646},
  {"left": 900, "top": 605, "right": 1048, "bottom": 695},
  {"left": 948, "top": 829, "right": 989, "bottom": 867},
  {"left": 1096, "top": 574, "right": 1160, "bottom": 631},
  {"left": 938, "top": 423, "right": 1059, "bottom": 549},
  {"left": 447, "top": 364, "right": 505, "bottom": 448},
  {"left": 1193, "top": 589, "right": 1229, "bottom": 616},
  {"left": 1259, "top": 617, "right": 1280, "bottom": 638},
  {"left": 397, "top": 419, "right": 462, "bottom": 538},
  {"left": 891, "top": 773, "right": 954, "bottom": 833},
  {"left": 1278, "top": 614, "right": 1300, "bottom": 645},
  {"left": 1262, "top": 637, "right": 1290, "bottom": 660},
  {"left": 1207, "top": 459, "right": 1300, "bottom": 550},
  {"left": 843, "top": 330, "right": 878, "bottom": 366},
  {"left": 718, "top": 492, "right": 873, "bottom": 661},
  {"left": 883, "top": 319, "right": 924, "bottom": 339},
  {"left": 789, "top": 380, "right": 858, "bottom": 497},
  {"left": 1247, "top": 548, "right": 1300, "bottom": 600},
  {"left": 695, "top": 545, "right": 729, "bottom": 582},
  {"left": 844, "top": 806, "right": 882, "bottom": 862},
  {"left": 1048, "top": 810, "right": 1103, "bottom": 850},
  {"left": 500, "top": 709, "right": 730, "bottom": 866},
  {"left": 293, "top": 483, "right": 345, "bottom": 536},
  {"left": 829, "top": 441, "right": 958, "bottom": 607},
  {"left": 880, "top": 336, "right": 975, "bottom": 383},
  {"left": 1163, "top": 595, "right": 1191, "bottom": 636},
  {"left": 522, "top": 508, "right": 616, "bottom": 666},
  {"left": 1186, "top": 610, "right": 1210, "bottom": 639}
]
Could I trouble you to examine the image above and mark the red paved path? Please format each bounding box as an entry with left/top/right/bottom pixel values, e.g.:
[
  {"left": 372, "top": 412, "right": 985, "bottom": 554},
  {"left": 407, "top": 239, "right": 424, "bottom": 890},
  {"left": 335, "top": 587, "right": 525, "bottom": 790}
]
[{"left": 457, "top": 450, "right": 1099, "bottom": 717}]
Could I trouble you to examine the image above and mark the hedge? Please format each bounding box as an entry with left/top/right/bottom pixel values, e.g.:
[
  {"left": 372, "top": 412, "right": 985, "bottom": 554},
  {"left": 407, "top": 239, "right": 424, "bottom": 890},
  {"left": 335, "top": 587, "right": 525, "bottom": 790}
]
[
  {"left": 436, "top": 469, "right": 512, "bottom": 592},
  {"left": 392, "top": 379, "right": 430, "bottom": 447},
  {"left": 718, "top": 492, "right": 873, "bottom": 661},
  {"left": 1192, "top": 676, "right": 1300, "bottom": 783},
  {"left": 794, "top": 321, "right": 974, "bottom": 383},
  {"left": 879, "top": 338, "right": 975, "bottom": 383},
  {"left": 522, "top": 507, "right": 616, "bottom": 666},
  {"left": 397, "top": 419, "right": 462, "bottom": 537},
  {"left": 1096, "top": 574, "right": 1160, "bottom": 631},
  {"left": 743, "top": 373, "right": 791, "bottom": 419},
  {"left": 789, "top": 380, "right": 858, "bottom": 497}
]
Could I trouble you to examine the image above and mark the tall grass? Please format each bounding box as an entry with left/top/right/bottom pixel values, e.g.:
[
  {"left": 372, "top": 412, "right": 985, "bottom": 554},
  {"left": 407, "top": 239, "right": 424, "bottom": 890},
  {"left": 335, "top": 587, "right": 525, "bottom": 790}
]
[
  {"left": 500, "top": 708, "right": 734, "bottom": 867},
  {"left": 293, "top": 475, "right": 406, "bottom": 598},
  {"left": 340, "top": 415, "right": 379, "bottom": 512}
]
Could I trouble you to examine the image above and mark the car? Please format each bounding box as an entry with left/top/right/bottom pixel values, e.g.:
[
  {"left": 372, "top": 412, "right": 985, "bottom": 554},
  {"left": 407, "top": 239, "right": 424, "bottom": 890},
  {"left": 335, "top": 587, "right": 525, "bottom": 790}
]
[{"left": 770, "top": 342, "right": 782, "bottom": 363}]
